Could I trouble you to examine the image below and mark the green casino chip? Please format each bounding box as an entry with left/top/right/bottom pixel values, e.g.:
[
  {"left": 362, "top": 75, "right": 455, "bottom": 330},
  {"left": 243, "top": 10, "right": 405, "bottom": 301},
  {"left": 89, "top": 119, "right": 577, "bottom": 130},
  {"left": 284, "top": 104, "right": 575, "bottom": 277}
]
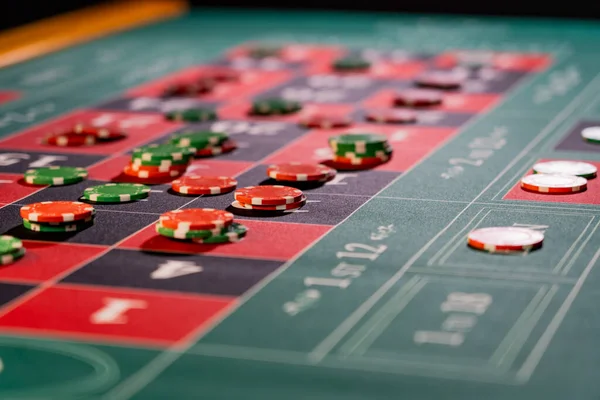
[
  {"left": 333, "top": 148, "right": 393, "bottom": 159},
  {"left": 155, "top": 223, "right": 227, "bottom": 240},
  {"left": 132, "top": 144, "right": 196, "bottom": 162},
  {"left": 191, "top": 222, "right": 248, "bottom": 244},
  {"left": 165, "top": 108, "right": 217, "bottom": 122},
  {"left": 169, "top": 130, "right": 229, "bottom": 149},
  {"left": 83, "top": 183, "right": 151, "bottom": 203},
  {"left": 329, "top": 133, "right": 389, "bottom": 155},
  {"left": 1, "top": 247, "right": 25, "bottom": 266},
  {"left": 251, "top": 98, "right": 302, "bottom": 116},
  {"left": 332, "top": 56, "right": 371, "bottom": 71},
  {"left": 23, "top": 217, "right": 94, "bottom": 233},
  {"left": 248, "top": 44, "right": 281, "bottom": 59},
  {"left": 0, "top": 235, "right": 22, "bottom": 256},
  {"left": 24, "top": 166, "right": 88, "bottom": 186}
]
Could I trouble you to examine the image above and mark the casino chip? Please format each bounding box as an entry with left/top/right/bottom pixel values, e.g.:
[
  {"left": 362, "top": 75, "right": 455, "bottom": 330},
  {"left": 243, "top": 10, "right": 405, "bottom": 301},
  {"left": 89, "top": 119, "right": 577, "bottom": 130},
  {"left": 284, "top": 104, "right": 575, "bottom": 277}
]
[
  {"left": 123, "top": 164, "right": 185, "bottom": 179},
  {"left": 248, "top": 44, "right": 281, "bottom": 59},
  {"left": 23, "top": 217, "right": 94, "bottom": 232},
  {"left": 251, "top": 98, "right": 302, "bottom": 116},
  {"left": 332, "top": 56, "right": 370, "bottom": 72},
  {"left": 155, "top": 223, "right": 226, "bottom": 240},
  {"left": 233, "top": 195, "right": 307, "bottom": 210},
  {"left": 521, "top": 174, "right": 587, "bottom": 194},
  {"left": 365, "top": 108, "right": 418, "bottom": 124},
  {"left": 165, "top": 108, "right": 217, "bottom": 122},
  {"left": 163, "top": 79, "right": 216, "bottom": 97},
  {"left": 191, "top": 222, "right": 248, "bottom": 244},
  {"left": 234, "top": 185, "right": 304, "bottom": 205},
  {"left": 327, "top": 132, "right": 392, "bottom": 170},
  {"left": 298, "top": 112, "right": 352, "bottom": 129},
  {"left": 20, "top": 201, "right": 95, "bottom": 223},
  {"left": 195, "top": 140, "right": 237, "bottom": 157},
  {"left": 1, "top": 247, "right": 25, "bottom": 266},
  {"left": 130, "top": 162, "right": 188, "bottom": 174},
  {"left": 160, "top": 208, "right": 234, "bottom": 231},
  {"left": 131, "top": 157, "right": 189, "bottom": 167},
  {"left": 73, "top": 124, "right": 126, "bottom": 140},
  {"left": 328, "top": 133, "right": 389, "bottom": 155},
  {"left": 24, "top": 166, "right": 88, "bottom": 186},
  {"left": 393, "top": 89, "right": 443, "bottom": 107},
  {"left": 171, "top": 175, "right": 238, "bottom": 195},
  {"left": 532, "top": 161, "right": 597, "bottom": 179},
  {"left": 581, "top": 126, "right": 600, "bottom": 144},
  {"left": 0, "top": 235, "right": 22, "bottom": 256},
  {"left": 333, "top": 152, "right": 391, "bottom": 166},
  {"left": 132, "top": 144, "right": 196, "bottom": 162},
  {"left": 467, "top": 227, "right": 544, "bottom": 253},
  {"left": 83, "top": 183, "right": 151, "bottom": 203},
  {"left": 170, "top": 130, "right": 228, "bottom": 148},
  {"left": 415, "top": 71, "right": 464, "bottom": 90},
  {"left": 43, "top": 131, "right": 96, "bottom": 147},
  {"left": 267, "top": 162, "right": 335, "bottom": 182}
]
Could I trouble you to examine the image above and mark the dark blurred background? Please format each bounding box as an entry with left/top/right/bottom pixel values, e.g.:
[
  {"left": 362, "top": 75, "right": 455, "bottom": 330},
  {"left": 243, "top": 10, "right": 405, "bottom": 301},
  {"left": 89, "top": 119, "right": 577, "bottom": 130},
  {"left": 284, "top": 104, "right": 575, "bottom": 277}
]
[{"left": 2, "top": 0, "right": 600, "bottom": 31}]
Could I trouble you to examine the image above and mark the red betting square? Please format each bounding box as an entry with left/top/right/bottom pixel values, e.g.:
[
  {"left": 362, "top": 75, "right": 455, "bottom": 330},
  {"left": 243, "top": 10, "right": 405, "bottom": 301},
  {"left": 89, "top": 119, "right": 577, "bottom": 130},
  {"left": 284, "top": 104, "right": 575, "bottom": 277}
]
[
  {"left": 434, "top": 51, "right": 551, "bottom": 72},
  {"left": 0, "top": 173, "right": 44, "bottom": 204},
  {"left": 0, "top": 285, "right": 235, "bottom": 346},
  {"left": 504, "top": 159, "right": 600, "bottom": 206},
  {"left": 127, "top": 66, "right": 293, "bottom": 102},
  {"left": 120, "top": 219, "right": 331, "bottom": 261},
  {"left": 264, "top": 124, "right": 458, "bottom": 173},
  {"left": 0, "top": 241, "right": 107, "bottom": 284},
  {"left": 0, "top": 110, "right": 182, "bottom": 155},
  {"left": 362, "top": 89, "right": 500, "bottom": 114}
]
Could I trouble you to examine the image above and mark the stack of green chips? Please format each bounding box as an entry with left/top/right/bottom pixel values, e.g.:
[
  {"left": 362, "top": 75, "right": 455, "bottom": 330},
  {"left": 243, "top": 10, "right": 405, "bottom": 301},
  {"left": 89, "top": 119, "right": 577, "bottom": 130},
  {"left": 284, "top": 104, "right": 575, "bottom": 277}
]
[
  {"left": 165, "top": 108, "right": 218, "bottom": 122},
  {"left": 155, "top": 222, "right": 249, "bottom": 244},
  {"left": 250, "top": 98, "right": 302, "bottom": 116},
  {"left": 332, "top": 56, "right": 371, "bottom": 72},
  {"left": 169, "top": 130, "right": 236, "bottom": 158},
  {"left": 328, "top": 133, "right": 392, "bottom": 170},
  {"left": 0, "top": 236, "right": 25, "bottom": 266}
]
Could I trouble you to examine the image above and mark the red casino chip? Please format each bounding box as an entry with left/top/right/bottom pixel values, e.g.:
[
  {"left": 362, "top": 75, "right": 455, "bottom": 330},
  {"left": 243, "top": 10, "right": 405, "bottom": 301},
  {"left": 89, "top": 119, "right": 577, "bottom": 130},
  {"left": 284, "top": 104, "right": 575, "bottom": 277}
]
[
  {"left": 365, "top": 108, "right": 417, "bottom": 124},
  {"left": 123, "top": 164, "right": 186, "bottom": 179},
  {"left": 233, "top": 195, "right": 307, "bottom": 210},
  {"left": 160, "top": 208, "right": 234, "bottom": 231},
  {"left": 43, "top": 131, "right": 96, "bottom": 147},
  {"left": 20, "top": 201, "right": 95, "bottom": 223},
  {"left": 267, "top": 162, "right": 335, "bottom": 182},
  {"left": 201, "top": 68, "right": 239, "bottom": 82},
  {"left": 163, "top": 79, "right": 216, "bottom": 96},
  {"left": 234, "top": 185, "right": 304, "bottom": 205},
  {"left": 298, "top": 112, "right": 352, "bottom": 129},
  {"left": 332, "top": 153, "right": 390, "bottom": 166},
  {"left": 171, "top": 175, "right": 238, "bottom": 195},
  {"left": 393, "top": 89, "right": 443, "bottom": 107},
  {"left": 196, "top": 140, "right": 237, "bottom": 157},
  {"left": 73, "top": 124, "right": 126, "bottom": 140},
  {"left": 467, "top": 227, "right": 544, "bottom": 253},
  {"left": 415, "top": 71, "right": 464, "bottom": 89},
  {"left": 129, "top": 162, "right": 189, "bottom": 174}
]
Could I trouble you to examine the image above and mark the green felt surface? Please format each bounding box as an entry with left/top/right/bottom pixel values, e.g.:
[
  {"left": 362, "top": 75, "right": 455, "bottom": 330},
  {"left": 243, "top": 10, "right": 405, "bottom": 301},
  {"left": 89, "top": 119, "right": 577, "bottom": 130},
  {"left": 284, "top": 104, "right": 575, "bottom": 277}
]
[{"left": 2, "top": 8, "right": 600, "bottom": 400}]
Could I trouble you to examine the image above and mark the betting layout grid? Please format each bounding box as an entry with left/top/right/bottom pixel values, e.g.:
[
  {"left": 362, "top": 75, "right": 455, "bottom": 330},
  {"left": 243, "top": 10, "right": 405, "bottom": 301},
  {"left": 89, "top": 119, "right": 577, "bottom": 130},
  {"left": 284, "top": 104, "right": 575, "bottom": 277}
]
[{"left": 0, "top": 44, "right": 551, "bottom": 346}]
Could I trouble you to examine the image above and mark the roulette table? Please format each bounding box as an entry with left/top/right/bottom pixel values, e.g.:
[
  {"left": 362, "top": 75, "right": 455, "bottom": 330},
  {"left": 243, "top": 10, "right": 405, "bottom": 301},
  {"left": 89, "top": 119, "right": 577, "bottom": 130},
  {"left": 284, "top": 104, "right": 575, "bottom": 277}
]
[{"left": 0, "top": 1, "right": 600, "bottom": 399}]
